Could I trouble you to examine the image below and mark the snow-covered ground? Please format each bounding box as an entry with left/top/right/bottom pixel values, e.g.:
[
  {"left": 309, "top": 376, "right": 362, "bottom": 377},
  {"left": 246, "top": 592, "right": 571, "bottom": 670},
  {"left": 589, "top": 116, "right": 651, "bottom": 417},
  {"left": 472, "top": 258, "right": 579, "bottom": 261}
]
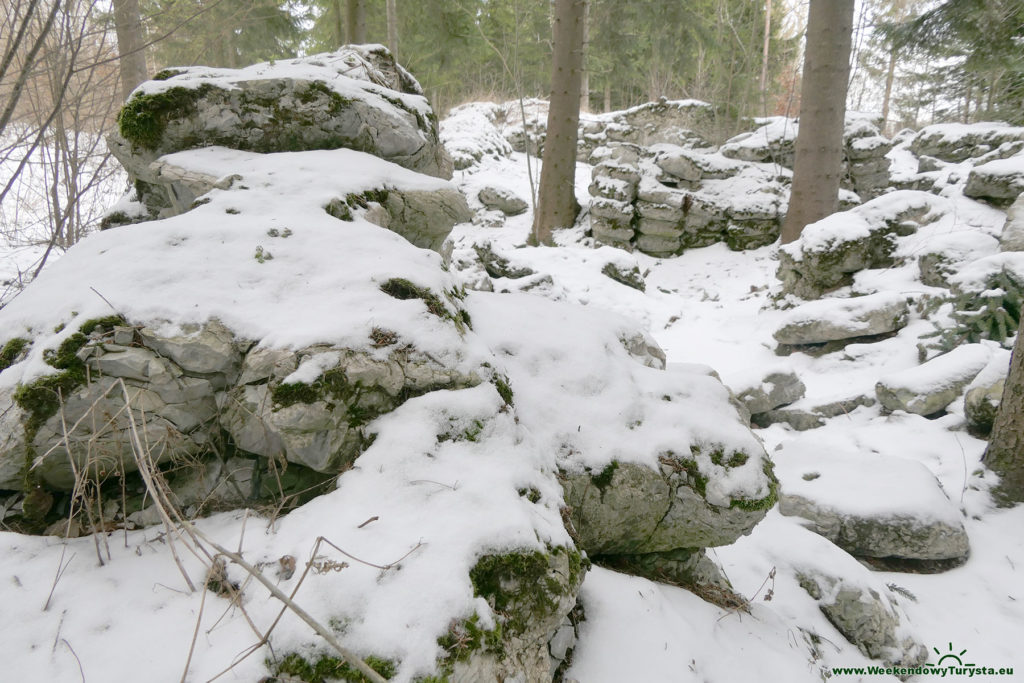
[
  {"left": 1, "top": 122, "right": 1023, "bottom": 682},
  {"left": 445, "top": 148, "right": 1024, "bottom": 681}
]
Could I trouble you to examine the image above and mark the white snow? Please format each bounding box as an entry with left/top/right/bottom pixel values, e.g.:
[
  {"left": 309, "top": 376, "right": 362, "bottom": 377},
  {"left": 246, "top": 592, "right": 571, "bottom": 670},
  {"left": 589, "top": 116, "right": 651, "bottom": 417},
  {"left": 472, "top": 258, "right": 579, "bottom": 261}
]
[{"left": 2, "top": 96, "right": 1024, "bottom": 683}]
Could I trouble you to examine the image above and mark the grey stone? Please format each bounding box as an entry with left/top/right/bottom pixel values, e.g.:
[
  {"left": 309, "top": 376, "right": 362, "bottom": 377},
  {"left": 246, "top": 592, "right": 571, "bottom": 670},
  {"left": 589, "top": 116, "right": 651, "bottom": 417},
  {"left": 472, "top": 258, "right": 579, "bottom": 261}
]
[
  {"left": 875, "top": 344, "right": 990, "bottom": 416},
  {"left": 1000, "top": 195, "right": 1024, "bottom": 251},
  {"left": 779, "top": 494, "right": 970, "bottom": 562},
  {"left": 797, "top": 572, "right": 927, "bottom": 669},
  {"left": 221, "top": 348, "right": 480, "bottom": 473},
  {"left": 635, "top": 217, "right": 682, "bottom": 238},
  {"left": 109, "top": 48, "right": 453, "bottom": 199},
  {"left": 812, "top": 395, "right": 875, "bottom": 418},
  {"left": 735, "top": 371, "right": 806, "bottom": 414},
  {"left": 636, "top": 199, "right": 684, "bottom": 223},
  {"left": 774, "top": 293, "right": 909, "bottom": 346},
  {"left": 964, "top": 158, "right": 1024, "bottom": 204},
  {"left": 139, "top": 319, "right": 241, "bottom": 382},
  {"left": 911, "top": 123, "right": 1024, "bottom": 163},
  {"left": 590, "top": 197, "right": 635, "bottom": 223},
  {"left": 656, "top": 151, "right": 702, "bottom": 182},
  {"left": 478, "top": 186, "right": 528, "bottom": 216},
  {"left": 113, "top": 326, "right": 134, "bottom": 345},
  {"left": 965, "top": 379, "right": 1004, "bottom": 436},
  {"left": 380, "top": 188, "right": 472, "bottom": 252},
  {"left": 636, "top": 233, "right": 681, "bottom": 256},
  {"left": 89, "top": 347, "right": 155, "bottom": 382},
  {"left": 561, "top": 456, "right": 774, "bottom": 555},
  {"left": 750, "top": 409, "right": 823, "bottom": 431}
]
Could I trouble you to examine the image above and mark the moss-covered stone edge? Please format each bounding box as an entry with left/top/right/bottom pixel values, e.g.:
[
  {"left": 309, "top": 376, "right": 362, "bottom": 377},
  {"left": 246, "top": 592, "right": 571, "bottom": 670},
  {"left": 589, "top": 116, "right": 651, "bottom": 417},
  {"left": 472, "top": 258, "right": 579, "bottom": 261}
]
[{"left": 0, "top": 337, "right": 29, "bottom": 373}]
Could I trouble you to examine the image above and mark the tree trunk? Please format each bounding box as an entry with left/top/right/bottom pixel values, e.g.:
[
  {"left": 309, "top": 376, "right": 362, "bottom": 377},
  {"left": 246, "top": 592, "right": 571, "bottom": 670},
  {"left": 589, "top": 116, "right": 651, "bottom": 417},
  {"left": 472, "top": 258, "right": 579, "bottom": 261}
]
[
  {"left": 386, "top": 0, "right": 399, "bottom": 59},
  {"left": 986, "top": 319, "right": 1024, "bottom": 505},
  {"left": 112, "top": 0, "right": 148, "bottom": 101},
  {"left": 533, "top": 0, "right": 586, "bottom": 245},
  {"left": 579, "top": 0, "right": 589, "bottom": 112},
  {"left": 881, "top": 46, "right": 896, "bottom": 132},
  {"left": 332, "top": 0, "right": 345, "bottom": 47},
  {"left": 760, "top": 0, "right": 772, "bottom": 94},
  {"left": 780, "top": 0, "right": 854, "bottom": 244},
  {"left": 604, "top": 80, "right": 611, "bottom": 112},
  {"left": 346, "top": 0, "right": 366, "bottom": 44}
]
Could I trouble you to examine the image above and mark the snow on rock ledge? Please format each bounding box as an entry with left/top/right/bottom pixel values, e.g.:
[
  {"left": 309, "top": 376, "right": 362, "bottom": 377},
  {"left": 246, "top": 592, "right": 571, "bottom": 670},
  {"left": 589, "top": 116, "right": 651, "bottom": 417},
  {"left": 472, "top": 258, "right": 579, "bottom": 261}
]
[{"left": 108, "top": 44, "right": 453, "bottom": 220}]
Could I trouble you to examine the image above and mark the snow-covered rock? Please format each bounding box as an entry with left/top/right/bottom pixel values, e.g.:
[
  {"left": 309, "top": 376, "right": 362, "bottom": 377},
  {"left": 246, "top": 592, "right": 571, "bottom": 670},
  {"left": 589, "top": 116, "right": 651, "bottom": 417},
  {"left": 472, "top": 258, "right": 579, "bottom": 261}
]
[
  {"left": 773, "top": 292, "right": 909, "bottom": 346},
  {"left": 964, "top": 153, "right": 1024, "bottom": 204},
  {"left": 477, "top": 186, "right": 528, "bottom": 215},
  {"left": 777, "top": 191, "right": 943, "bottom": 299},
  {"left": 910, "top": 122, "right": 1024, "bottom": 163},
  {"left": 875, "top": 344, "right": 991, "bottom": 416},
  {"left": 777, "top": 445, "right": 970, "bottom": 565},
  {"left": 108, "top": 45, "right": 454, "bottom": 218},
  {"left": 732, "top": 369, "right": 806, "bottom": 415}
]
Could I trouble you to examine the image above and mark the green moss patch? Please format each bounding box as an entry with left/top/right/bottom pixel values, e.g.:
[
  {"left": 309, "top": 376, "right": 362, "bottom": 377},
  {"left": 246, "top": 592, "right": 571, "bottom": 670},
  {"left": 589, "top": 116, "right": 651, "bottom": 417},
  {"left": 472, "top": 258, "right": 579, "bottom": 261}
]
[
  {"left": 13, "top": 316, "right": 126, "bottom": 434},
  {"left": 437, "top": 614, "right": 503, "bottom": 665},
  {"left": 590, "top": 461, "right": 619, "bottom": 491},
  {"left": 729, "top": 458, "right": 779, "bottom": 512},
  {"left": 492, "top": 375, "right": 514, "bottom": 407},
  {"left": 379, "top": 278, "right": 449, "bottom": 319},
  {"left": 269, "top": 652, "right": 395, "bottom": 683},
  {"left": 118, "top": 86, "right": 210, "bottom": 150},
  {"left": 469, "top": 545, "right": 583, "bottom": 635},
  {"left": 0, "top": 338, "right": 29, "bottom": 373}
]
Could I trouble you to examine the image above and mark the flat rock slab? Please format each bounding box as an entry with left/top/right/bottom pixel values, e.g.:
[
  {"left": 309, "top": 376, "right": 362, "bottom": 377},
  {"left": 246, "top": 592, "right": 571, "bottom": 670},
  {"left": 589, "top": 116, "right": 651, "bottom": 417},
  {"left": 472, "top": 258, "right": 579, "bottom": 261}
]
[
  {"left": 875, "top": 343, "right": 991, "bottom": 416},
  {"left": 776, "top": 444, "right": 969, "bottom": 564},
  {"left": 774, "top": 292, "right": 909, "bottom": 346}
]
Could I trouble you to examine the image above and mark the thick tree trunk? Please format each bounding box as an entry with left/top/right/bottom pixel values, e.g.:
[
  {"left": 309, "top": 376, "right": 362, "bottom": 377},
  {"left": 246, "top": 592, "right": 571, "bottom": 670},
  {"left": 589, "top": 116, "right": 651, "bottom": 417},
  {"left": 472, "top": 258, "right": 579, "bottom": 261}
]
[
  {"left": 780, "top": 0, "right": 854, "bottom": 244},
  {"left": 346, "top": 0, "right": 366, "bottom": 44},
  {"left": 986, "top": 320, "right": 1024, "bottom": 504},
  {"left": 386, "top": 0, "right": 399, "bottom": 59},
  {"left": 113, "top": 0, "right": 148, "bottom": 101},
  {"left": 533, "top": 0, "right": 586, "bottom": 245}
]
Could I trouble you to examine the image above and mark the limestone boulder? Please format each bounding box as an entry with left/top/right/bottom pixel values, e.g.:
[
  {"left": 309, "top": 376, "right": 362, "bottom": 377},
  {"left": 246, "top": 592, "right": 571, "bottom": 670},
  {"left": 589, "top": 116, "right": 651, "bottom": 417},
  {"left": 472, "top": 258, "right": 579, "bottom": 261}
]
[
  {"left": 965, "top": 379, "right": 1005, "bottom": 436},
  {"left": 733, "top": 370, "right": 806, "bottom": 415},
  {"left": 561, "top": 456, "right": 774, "bottom": 555},
  {"left": 875, "top": 344, "right": 991, "bottom": 416},
  {"left": 477, "top": 186, "right": 528, "bottom": 215},
  {"left": 797, "top": 572, "right": 927, "bottom": 668},
  {"left": 109, "top": 46, "right": 452, "bottom": 216},
  {"left": 964, "top": 154, "right": 1024, "bottom": 204},
  {"left": 777, "top": 448, "right": 970, "bottom": 566},
  {"left": 773, "top": 292, "right": 909, "bottom": 346}
]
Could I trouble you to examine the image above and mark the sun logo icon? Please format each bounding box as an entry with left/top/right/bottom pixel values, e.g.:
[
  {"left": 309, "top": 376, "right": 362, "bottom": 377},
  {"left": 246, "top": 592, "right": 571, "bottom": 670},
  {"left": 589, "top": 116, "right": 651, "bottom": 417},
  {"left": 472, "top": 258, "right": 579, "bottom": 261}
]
[{"left": 926, "top": 643, "right": 975, "bottom": 668}]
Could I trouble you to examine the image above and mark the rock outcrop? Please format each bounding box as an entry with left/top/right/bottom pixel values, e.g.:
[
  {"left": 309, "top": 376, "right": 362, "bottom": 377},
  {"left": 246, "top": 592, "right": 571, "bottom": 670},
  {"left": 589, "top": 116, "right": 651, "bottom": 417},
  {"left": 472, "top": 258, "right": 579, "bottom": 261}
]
[{"left": 109, "top": 45, "right": 453, "bottom": 220}]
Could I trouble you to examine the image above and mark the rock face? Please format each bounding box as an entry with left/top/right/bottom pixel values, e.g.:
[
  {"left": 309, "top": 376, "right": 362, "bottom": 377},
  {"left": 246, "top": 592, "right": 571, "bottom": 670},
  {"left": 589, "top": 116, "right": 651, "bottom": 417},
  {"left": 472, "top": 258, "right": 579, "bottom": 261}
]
[
  {"left": 797, "top": 572, "right": 927, "bottom": 669},
  {"left": 773, "top": 292, "right": 909, "bottom": 347},
  {"left": 109, "top": 45, "right": 453, "bottom": 218},
  {"left": 875, "top": 344, "right": 991, "bottom": 416},
  {"left": 964, "top": 154, "right": 1024, "bottom": 204}
]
